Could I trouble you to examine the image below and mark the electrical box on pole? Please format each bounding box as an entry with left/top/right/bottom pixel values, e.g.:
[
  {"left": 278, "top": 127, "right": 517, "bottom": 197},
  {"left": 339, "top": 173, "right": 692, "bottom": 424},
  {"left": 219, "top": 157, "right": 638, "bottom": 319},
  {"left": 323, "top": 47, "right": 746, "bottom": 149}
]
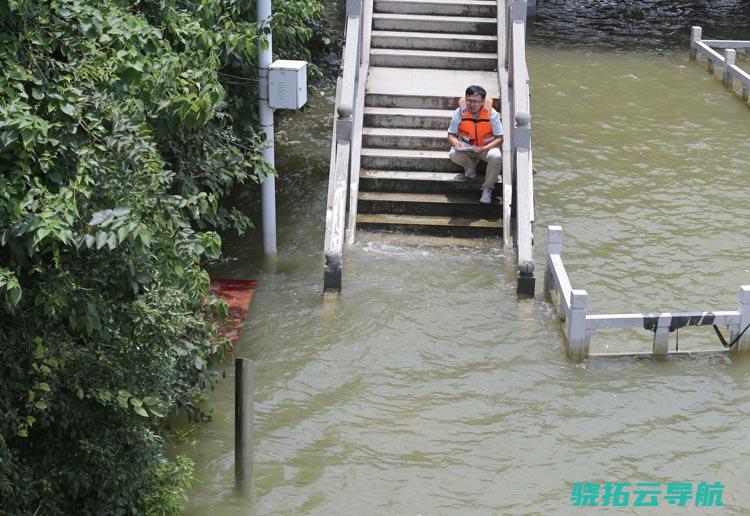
[{"left": 269, "top": 60, "right": 308, "bottom": 110}]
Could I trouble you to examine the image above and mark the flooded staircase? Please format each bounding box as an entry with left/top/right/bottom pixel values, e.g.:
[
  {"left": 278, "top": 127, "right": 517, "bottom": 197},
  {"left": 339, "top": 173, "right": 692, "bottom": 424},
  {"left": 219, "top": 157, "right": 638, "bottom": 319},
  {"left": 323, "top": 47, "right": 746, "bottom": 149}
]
[{"left": 356, "top": 0, "right": 503, "bottom": 238}]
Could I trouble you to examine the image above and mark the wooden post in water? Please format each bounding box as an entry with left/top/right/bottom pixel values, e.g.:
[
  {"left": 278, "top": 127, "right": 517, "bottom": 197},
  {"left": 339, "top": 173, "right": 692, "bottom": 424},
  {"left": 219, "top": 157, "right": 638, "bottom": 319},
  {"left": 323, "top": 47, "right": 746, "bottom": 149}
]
[
  {"left": 732, "top": 286, "right": 750, "bottom": 352},
  {"left": 690, "top": 26, "right": 702, "bottom": 61},
  {"left": 723, "top": 49, "right": 736, "bottom": 88},
  {"left": 235, "top": 358, "right": 255, "bottom": 482},
  {"left": 567, "top": 290, "right": 589, "bottom": 361}
]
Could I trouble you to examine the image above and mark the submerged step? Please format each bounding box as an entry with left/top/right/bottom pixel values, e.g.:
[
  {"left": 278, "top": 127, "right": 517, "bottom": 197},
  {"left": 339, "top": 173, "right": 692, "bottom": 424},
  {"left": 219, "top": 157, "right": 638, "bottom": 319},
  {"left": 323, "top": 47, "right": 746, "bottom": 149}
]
[
  {"left": 371, "top": 31, "right": 497, "bottom": 53},
  {"left": 372, "top": 13, "right": 497, "bottom": 35},
  {"left": 363, "top": 106, "right": 454, "bottom": 130},
  {"left": 357, "top": 213, "right": 503, "bottom": 237},
  {"left": 370, "top": 48, "right": 497, "bottom": 71},
  {"left": 374, "top": 0, "right": 496, "bottom": 18}
]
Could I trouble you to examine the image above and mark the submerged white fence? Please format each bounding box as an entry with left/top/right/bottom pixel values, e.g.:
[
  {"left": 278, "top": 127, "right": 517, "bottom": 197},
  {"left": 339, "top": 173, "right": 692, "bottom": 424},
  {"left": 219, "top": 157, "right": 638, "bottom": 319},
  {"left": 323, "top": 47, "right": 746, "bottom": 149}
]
[
  {"left": 690, "top": 26, "right": 750, "bottom": 102},
  {"left": 544, "top": 226, "right": 750, "bottom": 361}
]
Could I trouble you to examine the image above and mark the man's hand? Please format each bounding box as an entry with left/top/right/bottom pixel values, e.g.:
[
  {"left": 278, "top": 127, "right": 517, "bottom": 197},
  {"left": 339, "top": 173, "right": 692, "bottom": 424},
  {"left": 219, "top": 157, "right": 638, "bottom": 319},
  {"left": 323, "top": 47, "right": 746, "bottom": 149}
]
[{"left": 448, "top": 134, "right": 465, "bottom": 150}]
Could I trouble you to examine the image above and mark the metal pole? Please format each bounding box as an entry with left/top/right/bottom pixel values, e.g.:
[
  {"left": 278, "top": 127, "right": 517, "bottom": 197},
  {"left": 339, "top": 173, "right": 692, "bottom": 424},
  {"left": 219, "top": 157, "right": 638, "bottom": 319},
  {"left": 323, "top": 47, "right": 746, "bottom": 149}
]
[
  {"left": 258, "top": 0, "right": 277, "bottom": 254},
  {"left": 235, "top": 358, "right": 255, "bottom": 482}
]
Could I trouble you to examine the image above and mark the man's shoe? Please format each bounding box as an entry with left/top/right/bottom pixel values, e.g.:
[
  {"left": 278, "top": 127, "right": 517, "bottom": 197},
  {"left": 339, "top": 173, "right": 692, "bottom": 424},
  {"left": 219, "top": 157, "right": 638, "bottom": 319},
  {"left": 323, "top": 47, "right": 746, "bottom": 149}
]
[
  {"left": 480, "top": 187, "right": 493, "bottom": 204},
  {"left": 464, "top": 167, "right": 477, "bottom": 178}
]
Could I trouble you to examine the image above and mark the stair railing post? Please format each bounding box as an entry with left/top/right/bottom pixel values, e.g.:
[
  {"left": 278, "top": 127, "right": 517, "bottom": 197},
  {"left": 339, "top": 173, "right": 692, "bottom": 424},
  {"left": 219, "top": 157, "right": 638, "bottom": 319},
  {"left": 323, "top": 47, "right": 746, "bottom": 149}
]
[{"left": 690, "top": 26, "right": 702, "bottom": 61}]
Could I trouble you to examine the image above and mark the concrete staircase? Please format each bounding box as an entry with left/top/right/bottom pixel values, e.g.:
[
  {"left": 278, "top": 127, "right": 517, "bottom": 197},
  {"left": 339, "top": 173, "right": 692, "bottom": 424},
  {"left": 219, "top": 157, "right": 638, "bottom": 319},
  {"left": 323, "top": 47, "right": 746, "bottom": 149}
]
[{"left": 357, "top": 0, "right": 502, "bottom": 239}]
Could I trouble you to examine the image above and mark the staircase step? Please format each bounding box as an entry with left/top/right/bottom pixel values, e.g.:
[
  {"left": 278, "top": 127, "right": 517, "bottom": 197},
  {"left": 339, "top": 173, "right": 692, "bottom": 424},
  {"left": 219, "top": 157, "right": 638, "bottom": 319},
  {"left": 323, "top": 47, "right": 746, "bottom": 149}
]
[
  {"left": 372, "top": 13, "right": 497, "bottom": 35},
  {"left": 371, "top": 31, "right": 497, "bottom": 53},
  {"left": 362, "top": 127, "right": 448, "bottom": 150},
  {"left": 357, "top": 231, "right": 502, "bottom": 248},
  {"left": 363, "top": 106, "right": 454, "bottom": 130},
  {"left": 370, "top": 48, "right": 496, "bottom": 71},
  {"left": 366, "top": 67, "right": 499, "bottom": 109},
  {"left": 359, "top": 169, "right": 494, "bottom": 193},
  {"left": 361, "top": 148, "right": 459, "bottom": 172},
  {"left": 374, "top": 0, "right": 496, "bottom": 18},
  {"left": 365, "top": 93, "right": 458, "bottom": 110},
  {"left": 357, "top": 213, "right": 503, "bottom": 237},
  {"left": 358, "top": 191, "right": 500, "bottom": 217}
]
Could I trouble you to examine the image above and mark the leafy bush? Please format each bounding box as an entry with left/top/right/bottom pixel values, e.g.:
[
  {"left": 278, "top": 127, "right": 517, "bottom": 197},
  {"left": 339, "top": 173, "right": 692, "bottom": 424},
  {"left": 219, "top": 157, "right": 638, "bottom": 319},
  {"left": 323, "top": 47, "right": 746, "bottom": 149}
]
[{"left": 0, "top": 0, "right": 324, "bottom": 512}]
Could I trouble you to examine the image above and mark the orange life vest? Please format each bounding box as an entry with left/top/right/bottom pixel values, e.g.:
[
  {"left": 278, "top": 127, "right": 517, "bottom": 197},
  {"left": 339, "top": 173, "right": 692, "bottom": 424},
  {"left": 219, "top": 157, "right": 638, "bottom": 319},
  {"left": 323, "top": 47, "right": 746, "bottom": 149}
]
[{"left": 457, "top": 96, "right": 496, "bottom": 146}]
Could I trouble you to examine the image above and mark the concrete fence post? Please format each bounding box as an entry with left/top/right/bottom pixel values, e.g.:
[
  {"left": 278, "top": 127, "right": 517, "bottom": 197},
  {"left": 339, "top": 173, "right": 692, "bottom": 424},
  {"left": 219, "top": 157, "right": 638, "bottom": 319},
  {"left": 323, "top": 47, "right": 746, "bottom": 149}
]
[
  {"left": 723, "top": 49, "right": 736, "bottom": 88},
  {"left": 731, "top": 286, "right": 750, "bottom": 352},
  {"left": 544, "top": 225, "right": 562, "bottom": 297},
  {"left": 653, "top": 314, "right": 671, "bottom": 355},
  {"left": 235, "top": 358, "right": 255, "bottom": 483},
  {"left": 567, "top": 290, "right": 589, "bottom": 361},
  {"left": 690, "top": 26, "right": 702, "bottom": 61}
]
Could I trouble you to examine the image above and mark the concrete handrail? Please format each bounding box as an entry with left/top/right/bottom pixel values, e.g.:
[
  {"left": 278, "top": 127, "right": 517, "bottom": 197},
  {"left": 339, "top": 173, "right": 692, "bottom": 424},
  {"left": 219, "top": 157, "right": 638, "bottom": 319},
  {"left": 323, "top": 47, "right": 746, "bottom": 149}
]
[
  {"left": 337, "top": 15, "right": 360, "bottom": 143},
  {"left": 324, "top": 13, "right": 362, "bottom": 292},
  {"left": 544, "top": 225, "right": 750, "bottom": 360},
  {"left": 497, "top": 2, "right": 512, "bottom": 246},
  {"left": 345, "top": 0, "right": 374, "bottom": 246},
  {"left": 508, "top": 0, "right": 535, "bottom": 293}
]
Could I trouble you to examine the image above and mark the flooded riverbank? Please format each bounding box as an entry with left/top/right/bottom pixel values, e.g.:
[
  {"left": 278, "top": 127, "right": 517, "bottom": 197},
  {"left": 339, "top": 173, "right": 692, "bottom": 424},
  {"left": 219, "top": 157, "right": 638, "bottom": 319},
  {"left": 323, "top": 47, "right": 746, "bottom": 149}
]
[{"left": 177, "top": 3, "right": 750, "bottom": 513}]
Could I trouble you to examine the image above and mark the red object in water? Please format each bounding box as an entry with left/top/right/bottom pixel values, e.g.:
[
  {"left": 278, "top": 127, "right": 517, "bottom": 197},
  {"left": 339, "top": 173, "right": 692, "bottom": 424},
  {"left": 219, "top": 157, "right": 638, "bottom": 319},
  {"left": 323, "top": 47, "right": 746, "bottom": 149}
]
[{"left": 209, "top": 278, "right": 257, "bottom": 344}]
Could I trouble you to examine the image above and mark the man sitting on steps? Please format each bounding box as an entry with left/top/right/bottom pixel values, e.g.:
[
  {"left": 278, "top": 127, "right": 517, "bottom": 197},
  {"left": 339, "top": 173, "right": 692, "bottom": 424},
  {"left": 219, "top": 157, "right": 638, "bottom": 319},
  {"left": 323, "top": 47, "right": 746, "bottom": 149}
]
[{"left": 447, "top": 85, "right": 503, "bottom": 204}]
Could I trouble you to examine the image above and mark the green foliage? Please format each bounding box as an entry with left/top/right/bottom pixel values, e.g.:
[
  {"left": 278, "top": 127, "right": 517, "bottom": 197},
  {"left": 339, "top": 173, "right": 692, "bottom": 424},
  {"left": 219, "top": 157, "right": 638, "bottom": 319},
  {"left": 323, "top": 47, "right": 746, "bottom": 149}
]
[{"left": 0, "top": 0, "right": 325, "bottom": 513}]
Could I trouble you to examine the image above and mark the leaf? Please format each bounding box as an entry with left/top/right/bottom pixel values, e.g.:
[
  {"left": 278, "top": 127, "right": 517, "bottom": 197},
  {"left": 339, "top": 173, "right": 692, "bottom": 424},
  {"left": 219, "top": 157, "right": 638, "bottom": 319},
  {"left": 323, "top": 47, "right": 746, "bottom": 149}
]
[
  {"left": 134, "top": 406, "right": 149, "bottom": 417},
  {"left": 142, "top": 396, "right": 158, "bottom": 406},
  {"left": 106, "top": 231, "right": 117, "bottom": 250},
  {"left": 21, "top": 129, "right": 34, "bottom": 149},
  {"left": 95, "top": 231, "right": 107, "bottom": 249},
  {"left": 129, "top": 397, "right": 142, "bottom": 407},
  {"left": 35, "top": 401, "right": 47, "bottom": 410},
  {"left": 16, "top": 429, "right": 28, "bottom": 438},
  {"left": 139, "top": 229, "right": 152, "bottom": 247},
  {"left": 36, "top": 382, "right": 51, "bottom": 392},
  {"left": 60, "top": 103, "right": 76, "bottom": 117},
  {"left": 76, "top": 388, "right": 84, "bottom": 399}
]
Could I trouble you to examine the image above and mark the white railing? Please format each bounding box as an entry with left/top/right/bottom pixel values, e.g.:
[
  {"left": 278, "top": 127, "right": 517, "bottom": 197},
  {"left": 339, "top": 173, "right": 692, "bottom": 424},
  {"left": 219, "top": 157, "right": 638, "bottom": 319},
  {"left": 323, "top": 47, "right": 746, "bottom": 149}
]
[
  {"left": 499, "top": 0, "right": 535, "bottom": 296},
  {"left": 324, "top": 3, "right": 365, "bottom": 292},
  {"left": 345, "top": 0, "right": 373, "bottom": 246},
  {"left": 690, "top": 26, "right": 750, "bottom": 102},
  {"left": 543, "top": 225, "right": 750, "bottom": 361}
]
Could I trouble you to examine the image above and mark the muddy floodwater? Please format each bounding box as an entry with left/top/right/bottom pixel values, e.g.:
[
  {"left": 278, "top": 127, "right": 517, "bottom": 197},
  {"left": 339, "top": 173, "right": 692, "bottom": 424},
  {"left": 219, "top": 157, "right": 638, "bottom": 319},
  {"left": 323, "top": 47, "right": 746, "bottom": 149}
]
[{"left": 176, "top": 2, "right": 750, "bottom": 513}]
